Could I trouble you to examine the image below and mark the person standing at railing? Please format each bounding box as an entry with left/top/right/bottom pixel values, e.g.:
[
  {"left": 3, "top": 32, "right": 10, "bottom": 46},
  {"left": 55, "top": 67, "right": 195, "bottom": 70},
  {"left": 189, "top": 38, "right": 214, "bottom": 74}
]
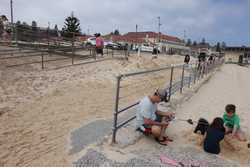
[
  {"left": 95, "top": 33, "right": 104, "bottom": 57},
  {"left": 184, "top": 54, "right": 190, "bottom": 64},
  {"left": 136, "top": 89, "right": 175, "bottom": 146}
]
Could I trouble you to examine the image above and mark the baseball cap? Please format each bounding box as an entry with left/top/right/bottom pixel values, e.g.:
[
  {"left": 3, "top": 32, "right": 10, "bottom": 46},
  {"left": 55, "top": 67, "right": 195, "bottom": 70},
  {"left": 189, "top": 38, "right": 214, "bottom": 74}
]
[{"left": 155, "top": 88, "right": 168, "bottom": 102}]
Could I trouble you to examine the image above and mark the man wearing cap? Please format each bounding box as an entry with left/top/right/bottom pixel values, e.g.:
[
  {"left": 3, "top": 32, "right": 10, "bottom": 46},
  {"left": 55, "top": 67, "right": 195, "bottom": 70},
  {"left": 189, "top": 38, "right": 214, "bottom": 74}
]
[{"left": 136, "top": 89, "right": 174, "bottom": 145}]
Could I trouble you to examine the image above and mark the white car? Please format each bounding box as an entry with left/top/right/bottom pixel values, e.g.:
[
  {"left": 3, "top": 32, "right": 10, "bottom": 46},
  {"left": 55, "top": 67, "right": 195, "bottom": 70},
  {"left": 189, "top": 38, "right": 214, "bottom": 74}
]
[
  {"left": 85, "top": 37, "right": 111, "bottom": 47},
  {"left": 85, "top": 37, "right": 96, "bottom": 46},
  {"left": 134, "top": 44, "right": 160, "bottom": 53}
]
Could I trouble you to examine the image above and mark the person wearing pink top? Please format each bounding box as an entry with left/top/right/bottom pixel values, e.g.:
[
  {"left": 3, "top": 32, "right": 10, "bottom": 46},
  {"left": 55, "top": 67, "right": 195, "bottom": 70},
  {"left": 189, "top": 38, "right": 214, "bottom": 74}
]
[{"left": 95, "top": 33, "right": 104, "bottom": 57}]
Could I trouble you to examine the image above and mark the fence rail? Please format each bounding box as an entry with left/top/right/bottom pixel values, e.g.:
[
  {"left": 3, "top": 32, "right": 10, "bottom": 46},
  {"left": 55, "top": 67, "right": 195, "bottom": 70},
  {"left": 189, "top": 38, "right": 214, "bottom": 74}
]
[
  {"left": 0, "top": 25, "right": 130, "bottom": 70},
  {"left": 112, "top": 58, "right": 224, "bottom": 143}
]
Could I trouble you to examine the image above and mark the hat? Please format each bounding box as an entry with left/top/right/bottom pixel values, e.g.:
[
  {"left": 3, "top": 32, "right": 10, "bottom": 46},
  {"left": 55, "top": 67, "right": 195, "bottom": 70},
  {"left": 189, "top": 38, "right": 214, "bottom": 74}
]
[{"left": 155, "top": 88, "right": 168, "bottom": 102}]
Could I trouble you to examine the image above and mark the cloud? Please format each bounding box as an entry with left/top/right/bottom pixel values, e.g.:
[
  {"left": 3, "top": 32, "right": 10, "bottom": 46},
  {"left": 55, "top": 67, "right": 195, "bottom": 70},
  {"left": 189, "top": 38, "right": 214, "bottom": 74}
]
[{"left": 1, "top": 0, "right": 250, "bottom": 45}]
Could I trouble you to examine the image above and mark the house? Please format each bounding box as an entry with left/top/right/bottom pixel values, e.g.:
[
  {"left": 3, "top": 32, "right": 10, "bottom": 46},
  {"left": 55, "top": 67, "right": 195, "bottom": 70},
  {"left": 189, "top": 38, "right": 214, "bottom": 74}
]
[
  {"left": 225, "top": 46, "right": 250, "bottom": 62},
  {"left": 191, "top": 43, "right": 211, "bottom": 57},
  {"left": 104, "top": 31, "right": 190, "bottom": 55}
]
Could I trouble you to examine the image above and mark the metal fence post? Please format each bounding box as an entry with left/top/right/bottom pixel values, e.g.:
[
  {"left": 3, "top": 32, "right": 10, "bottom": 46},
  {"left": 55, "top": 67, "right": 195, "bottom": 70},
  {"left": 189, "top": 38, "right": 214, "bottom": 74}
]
[
  {"left": 201, "top": 63, "right": 204, "bottom": 79},
  {"left": 168, "top": 66, "right": 174, "bottom": 101},
  {"left": 180, "top": 64, "right": 185, "bottom": 93},
  {"left": 41, "top": 52, "right": 44, "bottom": 69},
  {"left": 193, "top": 63, "right": 197, "bottom": 84},
  {"left": 188, "top": 66, "right": 192, "bottom": 88},
  {"left": 72, "top": 33, "right": 75, "bottom": 65},
  {"left": 112, "top": 75, "right": 122, "bottom": 144}
]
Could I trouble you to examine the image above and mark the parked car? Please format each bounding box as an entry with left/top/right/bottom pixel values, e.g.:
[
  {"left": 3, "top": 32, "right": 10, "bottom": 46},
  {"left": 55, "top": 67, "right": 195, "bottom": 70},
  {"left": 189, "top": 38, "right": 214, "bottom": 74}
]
[
  {"left": 105, "top": 41, "right": 122, "bottom": 49},
  {"left": 85, "top": 37, "right": 96, "bottom": 47},
  {"left": 133, "top": 44, "right": 160, "bottom": 53}
]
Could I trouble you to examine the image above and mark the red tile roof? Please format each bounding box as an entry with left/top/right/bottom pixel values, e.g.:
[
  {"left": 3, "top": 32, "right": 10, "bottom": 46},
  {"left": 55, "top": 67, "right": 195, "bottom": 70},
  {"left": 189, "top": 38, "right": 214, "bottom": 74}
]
[
  {"left": 123, "top": 32, "right": 182, "bottom": 43},
  {"left": 103, "top": 32, "right": 182, "bottom": 44},
  {"left": 77, "top": 35, "right": 93, "bottom": 41}
]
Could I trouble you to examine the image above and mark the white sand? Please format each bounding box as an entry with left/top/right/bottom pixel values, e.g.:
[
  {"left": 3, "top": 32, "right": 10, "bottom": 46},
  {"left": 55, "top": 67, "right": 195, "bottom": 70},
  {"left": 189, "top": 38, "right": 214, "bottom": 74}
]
[
  {"left": 166, "top": 64, "right": 250, "bottom": 166},
  {"left": 0, "top": 48, "right": 188, "bottom": 167},
  {"left": 96, "top": 64, "right": 250, "bottom": 167}
]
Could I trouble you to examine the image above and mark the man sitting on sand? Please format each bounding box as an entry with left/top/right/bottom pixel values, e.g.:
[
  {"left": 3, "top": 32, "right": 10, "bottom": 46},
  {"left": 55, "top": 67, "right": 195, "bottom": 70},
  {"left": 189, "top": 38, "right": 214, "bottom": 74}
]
[
  {"left": 136, "top": 89, "right": 174, "bottom": 146},
  {"left": 223, "top": 104, "right": 247, "bottom": 141}
]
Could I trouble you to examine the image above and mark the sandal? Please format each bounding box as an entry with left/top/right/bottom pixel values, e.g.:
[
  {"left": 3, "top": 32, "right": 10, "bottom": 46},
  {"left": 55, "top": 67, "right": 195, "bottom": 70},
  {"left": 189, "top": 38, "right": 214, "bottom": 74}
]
[
  {"left": 155, "top": 137, "right": 168, "bottom": 146},
  {"left": 163, "top": 136, "right": 173, "bottom": 142}
]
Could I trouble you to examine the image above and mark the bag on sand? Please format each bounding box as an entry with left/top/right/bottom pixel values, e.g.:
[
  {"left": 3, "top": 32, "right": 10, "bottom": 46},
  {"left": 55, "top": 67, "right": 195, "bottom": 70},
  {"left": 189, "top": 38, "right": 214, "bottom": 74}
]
[{"left": 193, "top": 118, "right": 209, "bottom": 135}]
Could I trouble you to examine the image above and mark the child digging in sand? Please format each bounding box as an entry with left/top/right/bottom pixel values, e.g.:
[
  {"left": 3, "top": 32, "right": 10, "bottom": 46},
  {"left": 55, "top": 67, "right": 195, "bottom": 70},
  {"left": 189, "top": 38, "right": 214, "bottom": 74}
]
[{"left": 223, "top": 104, "right": 247, "bottom": 141}]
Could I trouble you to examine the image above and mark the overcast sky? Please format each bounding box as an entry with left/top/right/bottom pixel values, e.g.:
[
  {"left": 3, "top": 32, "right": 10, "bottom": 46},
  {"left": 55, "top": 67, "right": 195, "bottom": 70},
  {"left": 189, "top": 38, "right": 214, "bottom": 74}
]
[{"left": 1, "top": 0, "right": 250, "bottom": 46}]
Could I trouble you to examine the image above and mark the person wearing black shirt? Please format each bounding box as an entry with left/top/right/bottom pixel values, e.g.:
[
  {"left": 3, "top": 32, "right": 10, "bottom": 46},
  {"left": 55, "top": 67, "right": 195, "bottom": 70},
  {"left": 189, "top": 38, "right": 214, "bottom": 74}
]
[{"left": 203, "top": 117, "right": 225, "bottom": 154}]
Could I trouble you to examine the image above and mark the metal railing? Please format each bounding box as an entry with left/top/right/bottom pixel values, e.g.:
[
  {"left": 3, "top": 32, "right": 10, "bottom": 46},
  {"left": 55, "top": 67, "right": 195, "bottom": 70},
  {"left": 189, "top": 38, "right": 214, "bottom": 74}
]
[
  {"left": 0, "top": 25, "right": 130, "bottom": 70},
  {"left": 112, "top": 58, "right": 224, "bottom": 143}
]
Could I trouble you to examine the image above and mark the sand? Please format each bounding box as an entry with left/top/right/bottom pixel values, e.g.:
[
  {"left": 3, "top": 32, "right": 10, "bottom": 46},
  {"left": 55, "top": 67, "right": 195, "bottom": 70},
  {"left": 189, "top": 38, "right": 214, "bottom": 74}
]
[
  {"left": 172, "top": 64, "right": 250, "bottom": 166},
  {"left": 104, "top": 63, "right": 250, "bottom": 167},
  {"left": 0, "top": 47, "right": 188, "bottom": 167}
]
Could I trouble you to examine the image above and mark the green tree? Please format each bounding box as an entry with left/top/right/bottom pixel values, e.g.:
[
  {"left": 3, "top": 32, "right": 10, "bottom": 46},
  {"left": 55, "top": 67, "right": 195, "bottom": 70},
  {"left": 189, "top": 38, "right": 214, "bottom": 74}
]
[
  {"left": 0, "top": 15, "right": 8, "bottom": 37},
  {"left": 221, "top": 41, "right": 226, "bottom": 50},
  {"left": 201, "top": 38, "right": 206, "bottom": 45},
  {"left": 216, "top": 42, "right": 221, "bottom": 52},
  {"left": 114, "top": 29, "right": 120, "bottom": 35},
  {"left": 0, "top": 20, "right": 3, "bottom": 37},
  {"left": 31, "top": 21, "right": 38, "bottom": 41},
  {"left": 193, "top": 41, "right": 197, "bottom": 46},
  {"left": 15, "top": 21, "right": 32, "bottom": 41},
  {"left": 62, "top": 12, "right": 81, "bottom": 38},
  {"left": 186, "top": 38, "right": 192, "bottom": 46}
]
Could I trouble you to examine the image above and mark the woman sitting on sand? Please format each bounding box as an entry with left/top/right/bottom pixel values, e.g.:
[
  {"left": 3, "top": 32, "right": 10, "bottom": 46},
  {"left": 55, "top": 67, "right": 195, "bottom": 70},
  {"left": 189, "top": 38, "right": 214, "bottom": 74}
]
[{"left": 203, "top": 117, "right": 226, "bottom": 154}]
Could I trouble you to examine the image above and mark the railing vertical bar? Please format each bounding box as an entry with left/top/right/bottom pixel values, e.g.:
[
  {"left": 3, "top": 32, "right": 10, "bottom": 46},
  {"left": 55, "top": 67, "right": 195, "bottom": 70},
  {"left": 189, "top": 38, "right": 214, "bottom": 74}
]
[
  {"left": 168, "top": 66, "right": 174, "bottom": 101},
  {"left": 112, "top": 75, "right": 122, "bottom": 144},
  {"left": 41, "top": 52, "right": 44, "bottom": 69},
  {"left": 180, "top": 64, "right": 185, "bottom": 93}
]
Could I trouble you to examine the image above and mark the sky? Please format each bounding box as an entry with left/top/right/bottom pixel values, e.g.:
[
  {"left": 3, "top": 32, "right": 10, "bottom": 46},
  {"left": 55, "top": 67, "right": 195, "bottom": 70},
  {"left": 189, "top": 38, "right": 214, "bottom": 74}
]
[{"left": 1, "top": 0, "right": 250, "bottom": 46}]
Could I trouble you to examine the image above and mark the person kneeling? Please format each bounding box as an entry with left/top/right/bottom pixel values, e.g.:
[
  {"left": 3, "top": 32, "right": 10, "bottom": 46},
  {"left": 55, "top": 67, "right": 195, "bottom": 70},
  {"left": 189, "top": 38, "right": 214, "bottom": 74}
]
[
  {"left": 223, "top": 104, "right": 247, "bottom": 141},
  {"left": 136, "top": 89, "right": 174, "bottom": 146},
  {"left": 203, "top": 117, "right": 226, "bottom": 154}
]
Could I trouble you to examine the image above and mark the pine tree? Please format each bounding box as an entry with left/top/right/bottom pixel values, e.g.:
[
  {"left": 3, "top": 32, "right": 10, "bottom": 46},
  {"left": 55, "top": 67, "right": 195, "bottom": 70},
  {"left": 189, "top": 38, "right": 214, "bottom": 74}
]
[
  {"left": 31, "top": 21, "right": 38, "bottom": 41},
  {"left": 201, "top": 38, "right": 206, "bottom": 45},
  {"left": 114, "top": 29, "right": 120, "bottom": 35},
  {"left": 216, "top": 42, "right": 221, "bottom": 52},
  {"left": 62, "top": 12, "right": 81, "bottom": 38},
  {"left": 193, "top": 41, "right": 197, "bottom": 46},
  {"left": 0, "top": 20, "right": 3, "bottom": 37},
  {"left": 221, "top": 41, "right": 226, "bottom": 50},
  {"left": 186, "top": 38, "right": 192, "bottom": 46}
]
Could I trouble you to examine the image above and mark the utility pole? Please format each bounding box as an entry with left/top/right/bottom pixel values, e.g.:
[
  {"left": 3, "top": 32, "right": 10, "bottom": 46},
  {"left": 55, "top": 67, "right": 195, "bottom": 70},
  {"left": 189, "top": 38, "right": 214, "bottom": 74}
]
[
  {"left": 136, "top": 24, "right": 138, "bottom": 49},
  {"left": 10, "top": 0, "right": 14, "bottom": 42},
  {"left": 10, "top": 0, "right": 13, "bottom": 24},
  {"left": 184, "top": 30, "right": 187, "bottom": 46},
  {"left": 157, "top": 16, "right": 161, "bottom": 43}
]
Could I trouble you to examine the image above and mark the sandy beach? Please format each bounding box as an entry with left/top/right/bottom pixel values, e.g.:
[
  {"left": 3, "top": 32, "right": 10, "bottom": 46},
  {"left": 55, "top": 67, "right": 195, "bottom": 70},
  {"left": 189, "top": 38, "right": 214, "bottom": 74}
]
[
  {"left": 0, "top": 47, "right": 187, "bottom": 167},
  {"left": 70, "top": 63, "right": 250, "bottom": 167}
]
